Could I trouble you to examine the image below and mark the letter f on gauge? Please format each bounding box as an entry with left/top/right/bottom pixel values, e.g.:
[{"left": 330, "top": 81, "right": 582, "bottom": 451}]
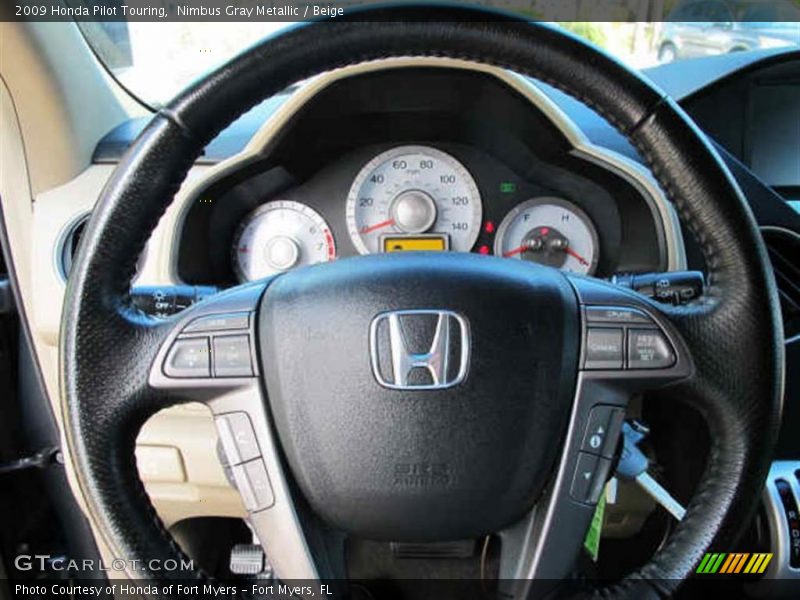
[{"left": 369, "top": 310, "right": 470, "bottom": 390}]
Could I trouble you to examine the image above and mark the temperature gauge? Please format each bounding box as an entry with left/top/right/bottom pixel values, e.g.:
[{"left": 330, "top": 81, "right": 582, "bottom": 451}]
[
  {"left": 494, "top": 197, "right": 599, "bottom": 275},
  {"left": 232, "top": 200, "right": 335, "bottom": 281}
]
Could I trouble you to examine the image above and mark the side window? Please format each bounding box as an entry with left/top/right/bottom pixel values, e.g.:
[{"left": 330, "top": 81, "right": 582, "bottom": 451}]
[
  {"left": 669, "top": 1, "right": 701, "bottom": 20},
  {"left": 740, "top": 4, "right": 778, "bottom": 21},
  {"left": 682, "top": 2, "right": 707, "bottom": 20},
  {"left": 704, "top": 1, "right": 734, "bottom": 23}
]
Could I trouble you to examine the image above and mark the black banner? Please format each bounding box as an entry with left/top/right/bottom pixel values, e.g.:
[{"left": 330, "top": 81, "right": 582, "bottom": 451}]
[
  {"left": 4, "top": 0, "right": 800, "bottom": 22},
  {"left": 7, "top": 577, "right": 800, "bottom": 599}
]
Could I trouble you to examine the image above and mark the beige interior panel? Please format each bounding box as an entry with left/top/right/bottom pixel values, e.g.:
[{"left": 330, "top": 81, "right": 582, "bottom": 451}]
[
  {"left": 137, "top": 404, "right": 246, "bottom": 527},
  {"left": 1, "top": 18, "right": 236, "bottom": 536},
  {"left": 0, "top": 21, "right": 143, "bottom": 195},
  {"left": 32, "top": 164, "right": 213, "bottom": 344},
  {"left": 31, "top": 162, "right": 235, "bottom": 526},
  {"left": 0, "top": 73, "right": 121, "bottom": 571}
]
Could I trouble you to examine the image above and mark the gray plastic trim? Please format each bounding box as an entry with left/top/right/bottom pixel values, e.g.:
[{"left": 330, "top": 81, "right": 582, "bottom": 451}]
[
  {"left": 761, "top": 461, "right": 800, "bottom": 580},
  {"left": 497, "top": 278, "right": 693, "bottom": 593},
  {"left": 53, "top": 210, "right": 90, "bottom": 282},
  {"left": 760, "top": 225, "right": 800, "bottom": 346},
  {"left": 148, "top": 280, "right": 319, "bottom": 585}
]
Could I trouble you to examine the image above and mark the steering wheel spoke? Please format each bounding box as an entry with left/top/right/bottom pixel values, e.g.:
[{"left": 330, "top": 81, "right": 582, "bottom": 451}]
[
  {"left": 496, "top": 276, "right": 693, "bottom": 597},
  {"left": 207, "top": 385, "right": 322, "bottom": 583},
  {"left": 147, "top": 279, "right": 329, "bottom": 585},
  {"left": 568, "top": 275, "right": 694, "bottom": 387},
  {"left": 148, "top": 281, "right": 265, "bottom": 396}
]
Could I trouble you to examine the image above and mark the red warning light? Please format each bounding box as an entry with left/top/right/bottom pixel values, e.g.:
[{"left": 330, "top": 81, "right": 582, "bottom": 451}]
[
  {"left": 478, "top": 245, "right": 491, "bottom": 255},
  {"left": 541, "top": 226, "right": 550, "bottom": 236},
  {"left": 484, "top": 221, "right": 496, "bottom": 234}
]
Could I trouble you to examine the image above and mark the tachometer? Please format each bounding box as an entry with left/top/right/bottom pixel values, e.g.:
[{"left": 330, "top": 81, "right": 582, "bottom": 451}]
[
  {"left": 346, "top": 146, "right": 482, "bottom": 254},
  {"left": 232, "top": 200, "right": 335, "bottom": 281},
  {"left": 494, "top": 197, "right": 599, "bottom": 275}
]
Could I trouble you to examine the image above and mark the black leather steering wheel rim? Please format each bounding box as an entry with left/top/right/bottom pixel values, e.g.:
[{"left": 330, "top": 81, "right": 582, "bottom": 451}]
[{"left": 61, "top": 6, "right": 784, "bottom": 597}]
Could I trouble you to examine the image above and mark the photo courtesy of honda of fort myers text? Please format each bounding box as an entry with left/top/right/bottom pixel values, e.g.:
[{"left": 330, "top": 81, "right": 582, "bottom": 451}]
[{"left": 1, "top": 0, "right": 800, "bottom": 600}]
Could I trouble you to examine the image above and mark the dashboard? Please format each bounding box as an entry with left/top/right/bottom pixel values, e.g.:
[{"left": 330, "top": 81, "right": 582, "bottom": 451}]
[
  {"left": 26, "top": 52, "right": 798, "bottom": 537},
  {"left": 649, "top": 50, "right": 800, "bottom": 202},
  {"left": 175, "top": 66, "right": 679, "bottom": 288}
]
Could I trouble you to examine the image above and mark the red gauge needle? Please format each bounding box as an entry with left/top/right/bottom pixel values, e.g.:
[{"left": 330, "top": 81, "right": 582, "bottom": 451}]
[
  {"left": 564, "top": 247, "right": 590, "bottom": 266},
  {"left": 503, "top": 245, "right": 529, "bottom": 258},
  {"left": 360, "top": 218, "right": 395, "bottom": 234}
]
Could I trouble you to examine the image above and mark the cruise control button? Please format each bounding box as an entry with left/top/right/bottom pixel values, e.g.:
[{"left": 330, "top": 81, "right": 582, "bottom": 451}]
[
  {"left": 164, "top": 338, "right": 211, "bottom": 378},
  {"left": 628, "top": 329, "right": 675, "bottom": 369},
  {"left": 216, "top": 412, "right": 260, "bottom": 465},
  {"left": 232, "top": 459, "right": 274, "bottom": 512},
  {"left": 581, "top": 405, "right": 625, "bottom": 458},
  {"left": 584, "top": 328, "right": 624, "bottom": 369},
  {"left": 213, "top": 335, "right": 253, "bottom": 377},
  {"left": 586, "top": 306, "right": 652, "bottom": 325},
  {"left": 570, "top": 452, "right": 612, "bottom": 504},
  {"left": 184, "top": 312, "right": 250, "bottom": 333}
]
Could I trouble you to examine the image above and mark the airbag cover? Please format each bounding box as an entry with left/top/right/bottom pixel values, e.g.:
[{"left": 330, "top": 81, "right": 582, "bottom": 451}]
[{"left": 259, "top": 253, "right": 579, "bottom": 540}]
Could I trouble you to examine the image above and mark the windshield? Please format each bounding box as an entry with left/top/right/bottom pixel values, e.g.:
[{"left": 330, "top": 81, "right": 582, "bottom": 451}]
[{"left": 80, "top": 15, "right": 800, "bottom": 107}]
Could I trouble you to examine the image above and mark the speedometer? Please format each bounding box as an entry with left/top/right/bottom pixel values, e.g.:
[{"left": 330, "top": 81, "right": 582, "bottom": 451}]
[{"left": 346, "top": 146, "right": 482, "bottom": 254}]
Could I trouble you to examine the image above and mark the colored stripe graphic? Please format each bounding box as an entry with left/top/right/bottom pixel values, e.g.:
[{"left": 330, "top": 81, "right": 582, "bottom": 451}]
[
  {"left": 719, "top": 554, "right": 736, "bottom": 573},
  {"left": 745, "top": 553, "right": 773, "bottom": 574},
  {"left": 737, "top": 553, "right": 751, "bottom": 573},
  {"left": 720, "top": 552, "right": 750, "bottom": 573},
  {"left": 697, "top": 553, "right": 727, "bottom": 574},
  {"left": 697, "top": 552, "right": 773, "bottom": 575},
  {"left": 696, "top": 554, "right": 712, "bottom": 573},
  {"left": 758, "top": 553, "right": 773, "bottom": 573},
  {"left": 744, "top": 554, "right": 759, "bottom": 573},
  {"left": 711, "top": 553, "right": 726, "bottom": 573}
]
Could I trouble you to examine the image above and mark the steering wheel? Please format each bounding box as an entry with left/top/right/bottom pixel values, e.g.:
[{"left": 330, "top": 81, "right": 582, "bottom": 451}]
[{"left": 62, "top": 6, "right": 783, "bottom": 598}]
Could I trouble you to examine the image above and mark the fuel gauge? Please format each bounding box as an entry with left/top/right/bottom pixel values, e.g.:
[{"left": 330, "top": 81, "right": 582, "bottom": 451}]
[{"left": 494, "top": 197, "right": 599, "bottom": 275}]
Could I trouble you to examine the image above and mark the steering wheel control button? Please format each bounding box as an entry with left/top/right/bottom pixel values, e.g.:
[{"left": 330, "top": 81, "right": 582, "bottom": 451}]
[
  {"left": 183, "top": 312, "right": 250, "bottom": 333},
  {"left": 232, "top": 459, "right": 274, "bottom": 512},
  {"left": 213, "top": 335, "right": 254, "bottom": 377},
  {"left": 586, "top": 306, "right": 652, "bottom": 325},
  {"left": 164, "top": 338, "right": 211, "bottom": 378},
  {"left": 627, "top": 329, "right": 675, "bottom": 369},
  {"left": 581, "top": 406, "right": 625, "bottom": 458},
  {"left": 216, "top": 412, "right": 260, "bottom": 465},
  {"left": 584, "top": 328, "right": 624, "bottom": 370},
  {"left": 570, "top": 452, "right": 612, "bottom": 504}
]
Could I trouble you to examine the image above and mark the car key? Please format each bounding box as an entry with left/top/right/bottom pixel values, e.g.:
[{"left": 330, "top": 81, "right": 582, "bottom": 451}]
[{"left": 615, "top": 421, "right": 686, "bottom": 521}]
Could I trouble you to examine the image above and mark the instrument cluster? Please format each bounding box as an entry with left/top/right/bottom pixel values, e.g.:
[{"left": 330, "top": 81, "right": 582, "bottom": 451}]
[{"left": 230, "top": 144, "right": 605, "bottom": 282}]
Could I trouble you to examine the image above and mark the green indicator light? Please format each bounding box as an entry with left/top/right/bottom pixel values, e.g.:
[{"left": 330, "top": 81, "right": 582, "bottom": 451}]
[{"left": 500, "top": 182, "right": 516, "bottom": 193}]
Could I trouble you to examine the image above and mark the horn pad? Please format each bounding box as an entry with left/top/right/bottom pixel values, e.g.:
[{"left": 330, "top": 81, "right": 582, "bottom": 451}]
[{"left": 259, "top": 253, "right": 579, "bottom": 541}]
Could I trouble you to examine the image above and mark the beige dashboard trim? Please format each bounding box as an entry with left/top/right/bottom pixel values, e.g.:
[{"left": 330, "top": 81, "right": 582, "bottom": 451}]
[
  {"left": 0, "top": 21, "right": 143, "bottom": 195},
  {"left": 164, "top": 57, "right": 686, "bottom": 281}
]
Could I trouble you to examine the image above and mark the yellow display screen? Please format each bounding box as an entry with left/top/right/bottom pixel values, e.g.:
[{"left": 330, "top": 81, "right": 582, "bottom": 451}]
[{"left": 383, "top": 236, "right": 448, "bottom": 252}]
